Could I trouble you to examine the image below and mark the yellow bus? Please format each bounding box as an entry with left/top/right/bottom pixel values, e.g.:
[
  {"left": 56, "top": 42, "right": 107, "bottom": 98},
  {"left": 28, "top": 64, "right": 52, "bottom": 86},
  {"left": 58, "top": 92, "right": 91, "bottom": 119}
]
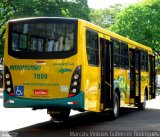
[{"left": 3, "top": 17, "right": 156, "bottom": 120}]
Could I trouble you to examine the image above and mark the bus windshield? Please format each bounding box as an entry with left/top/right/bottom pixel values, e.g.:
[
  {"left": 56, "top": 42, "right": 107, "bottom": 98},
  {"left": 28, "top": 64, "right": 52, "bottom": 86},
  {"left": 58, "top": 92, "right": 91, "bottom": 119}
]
[{"left": 8, "top": 19, "right": 77, "bottom": 59}]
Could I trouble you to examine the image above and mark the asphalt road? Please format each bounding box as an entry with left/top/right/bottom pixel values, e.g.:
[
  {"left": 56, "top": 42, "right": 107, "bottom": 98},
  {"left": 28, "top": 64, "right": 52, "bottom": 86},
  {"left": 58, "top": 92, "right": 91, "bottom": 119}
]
[{"left": 1, "top": 93, "right": 160, "bottom": 137}]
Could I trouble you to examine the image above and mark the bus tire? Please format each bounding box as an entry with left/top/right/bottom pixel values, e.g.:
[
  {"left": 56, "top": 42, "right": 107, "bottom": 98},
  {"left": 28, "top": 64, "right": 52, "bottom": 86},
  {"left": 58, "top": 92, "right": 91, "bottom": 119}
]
[
  {"left": 48, "top": 108, "right": 71, "bottom": 121},
  {"left": 138, "top": 91, "right": 146, "bottom": 110},
  {"left": 110, "top": 92, "right": 120, "bottom": 120}
]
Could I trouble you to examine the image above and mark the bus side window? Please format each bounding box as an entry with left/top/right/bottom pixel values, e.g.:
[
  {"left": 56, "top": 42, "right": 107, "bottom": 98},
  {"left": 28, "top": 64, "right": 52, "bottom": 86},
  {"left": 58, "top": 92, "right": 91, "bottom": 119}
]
[
  {"left": 135, "top": 51, "right": 138, "bottom": 70},
  {"left": 121, "top": 43, "right": 129, "bottom": 69},
  {"left": 113, "top": 40, "right": 128, "bottom": 69},
  {"left": 113, "top": 40, "right": 120, "bottom": 67},
  {"left": 141, "top": 51, "right": 148, "bottom": 71},
  {"left": 86, "top": 30, "right": 99, "bottom": 66}
]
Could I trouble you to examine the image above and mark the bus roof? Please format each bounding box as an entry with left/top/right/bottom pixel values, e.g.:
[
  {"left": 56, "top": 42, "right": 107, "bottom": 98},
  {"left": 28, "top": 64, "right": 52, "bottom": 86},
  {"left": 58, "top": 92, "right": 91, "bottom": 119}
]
[
  {"left": 7, "top": 17, "right": 78, "bottom": 23},
  {"left": 7, "top": 17, "right": 153, "bottom": 53},
  {"left": 78, "top": 18, "right": 153, "bottom": 53}
]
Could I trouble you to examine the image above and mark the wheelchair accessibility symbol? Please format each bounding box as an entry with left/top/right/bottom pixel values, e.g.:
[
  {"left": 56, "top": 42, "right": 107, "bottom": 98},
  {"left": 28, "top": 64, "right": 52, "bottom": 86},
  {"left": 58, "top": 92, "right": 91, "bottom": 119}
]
[{"left": 15, "top": 86, "right": 24, "bottom": 96}]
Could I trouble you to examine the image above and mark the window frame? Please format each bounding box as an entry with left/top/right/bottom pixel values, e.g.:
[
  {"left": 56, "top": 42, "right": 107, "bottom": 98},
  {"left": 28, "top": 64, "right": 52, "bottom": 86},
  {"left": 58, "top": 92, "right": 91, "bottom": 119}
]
[
  {"left": 141, "top": 50, "right": 148, "bottom": 72},
  {"left": 8, "top": 18, "right": 78, "bottom": 59},
  {"left": 86, "top": 29, "right": 99, "bottom": 66},
  {"left": 112, "top": 39, "right": 129, "bottom": 69}
]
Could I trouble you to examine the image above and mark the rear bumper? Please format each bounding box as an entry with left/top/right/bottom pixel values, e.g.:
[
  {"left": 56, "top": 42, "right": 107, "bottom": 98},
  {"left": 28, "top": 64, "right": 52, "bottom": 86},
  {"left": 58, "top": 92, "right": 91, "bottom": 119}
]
[{"left": 3, "top": 91, "right": 84, "bottom": 110}]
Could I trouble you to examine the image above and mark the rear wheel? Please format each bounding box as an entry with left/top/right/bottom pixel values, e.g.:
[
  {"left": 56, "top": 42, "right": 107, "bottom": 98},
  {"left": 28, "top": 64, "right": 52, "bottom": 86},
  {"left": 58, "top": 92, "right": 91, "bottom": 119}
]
[
  {"left": 138, "top": 91, "right": 146, "bottom": 110},
  {"left": 47, "top": 108, "right": 71, "bottom": 121},
  {"left": 110, "top": 92, "right": 120, "bottom": 120}
]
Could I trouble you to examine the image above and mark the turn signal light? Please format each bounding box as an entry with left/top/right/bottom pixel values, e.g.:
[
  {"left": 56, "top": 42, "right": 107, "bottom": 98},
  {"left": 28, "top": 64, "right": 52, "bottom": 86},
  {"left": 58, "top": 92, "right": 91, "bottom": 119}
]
[
  {"left": 4, "top": 66, "right": 14, "bottom": 96},
  {"left": 68, "top": 65, "right": 81, "bottom": 97}
]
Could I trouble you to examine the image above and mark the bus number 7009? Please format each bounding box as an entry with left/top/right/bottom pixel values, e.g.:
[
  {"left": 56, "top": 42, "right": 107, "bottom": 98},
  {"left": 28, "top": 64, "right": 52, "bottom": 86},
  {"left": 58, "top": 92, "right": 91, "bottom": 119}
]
[{"left": 33, "top": 74, "right": 48, "bottom": 79}]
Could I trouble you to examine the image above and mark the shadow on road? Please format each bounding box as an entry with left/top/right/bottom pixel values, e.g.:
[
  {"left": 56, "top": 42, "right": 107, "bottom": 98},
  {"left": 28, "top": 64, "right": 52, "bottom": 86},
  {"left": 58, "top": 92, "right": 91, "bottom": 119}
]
[
  {"left": 15, "top": 108, "right": 138, "bottom": 129},
  {"left": 10, "top": 107, "right": 159, "bottom": 137}
]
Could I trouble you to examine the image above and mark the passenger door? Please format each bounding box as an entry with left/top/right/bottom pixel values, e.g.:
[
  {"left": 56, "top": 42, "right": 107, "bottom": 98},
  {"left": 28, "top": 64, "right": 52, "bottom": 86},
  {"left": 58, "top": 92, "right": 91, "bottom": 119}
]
[
  {"left": 129, "top": 49, "right": 136, "bottom": 103},
  {"left": 99, "top": 34, "right": 113, "bottom": 110},
  {"left": 149, "top": 55, "right": 156, "bottom": 99},
  {"left": 129, "top": 49, "right": 141, "bottom": 104},
  {"left": 86, "top": 30, "right": 101, "bottom": 112}
]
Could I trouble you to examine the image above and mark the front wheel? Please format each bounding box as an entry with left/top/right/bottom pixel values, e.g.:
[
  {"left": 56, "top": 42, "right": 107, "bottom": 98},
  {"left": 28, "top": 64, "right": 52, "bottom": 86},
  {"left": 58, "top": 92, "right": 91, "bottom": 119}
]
[{"left": 110, "top": 92, "right": 120, "bottom": 120}]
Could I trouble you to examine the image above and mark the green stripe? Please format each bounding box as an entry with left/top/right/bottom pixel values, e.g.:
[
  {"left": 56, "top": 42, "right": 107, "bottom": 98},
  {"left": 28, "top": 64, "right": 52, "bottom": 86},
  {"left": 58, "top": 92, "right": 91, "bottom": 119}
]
[{"left": 3, "top": 91, "right": 84, "bottom": 110}]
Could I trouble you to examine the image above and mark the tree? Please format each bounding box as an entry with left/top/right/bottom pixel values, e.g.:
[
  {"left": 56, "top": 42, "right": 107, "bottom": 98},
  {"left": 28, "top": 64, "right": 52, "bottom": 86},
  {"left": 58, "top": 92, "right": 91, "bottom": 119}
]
[
  {"left": 9, "top": 0, "right": 90, "bottom": 20},
  {"left": 0, "top": 0, "right": 90, "bottom": 57},
  {"left": 110, "top": 0, "right": 160, "bottom": 51},
  {"left": 90, "top": 4, "right": 122, "bottom": 29}
]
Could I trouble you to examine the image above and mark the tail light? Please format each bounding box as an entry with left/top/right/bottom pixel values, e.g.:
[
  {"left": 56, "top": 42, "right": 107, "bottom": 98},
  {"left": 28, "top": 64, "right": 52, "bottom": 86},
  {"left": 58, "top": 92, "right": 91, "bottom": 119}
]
[
  {"left": 69, "top": 65, "right": 81, "bottom": 97},
  {"left": 4, "top": 66, "right": 14, "bottom": 96}
]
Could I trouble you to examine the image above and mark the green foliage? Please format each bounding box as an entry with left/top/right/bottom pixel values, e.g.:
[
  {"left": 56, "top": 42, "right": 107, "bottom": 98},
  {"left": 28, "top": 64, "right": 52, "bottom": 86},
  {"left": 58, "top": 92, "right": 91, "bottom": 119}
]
[
  {"left": 90, "top": 4, "right": 122, "bottom": 29},
  {"left": 110, "top": 0, "right": 160, "bottom": 51},
  {"left": 9, "top": 0, "right": 90, "bottom": 20},
  {"left": 0, "top": 0, "right": 90, "bottom": 57}
]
